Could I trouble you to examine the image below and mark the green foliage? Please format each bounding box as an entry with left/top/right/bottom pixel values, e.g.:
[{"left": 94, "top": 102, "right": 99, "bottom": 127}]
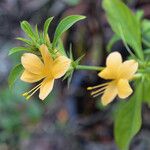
[
  {"left": 8, "top": 64, "right": 23, "bottom": 87},
  {"left": 10, "top": 15, "right": 86, "bottom": 57},
  {"left": 136, "top": 10, "right": 144, "bottom": 22},
  {"left": 142, "top": 73, "right": 150, "bottom": 104},
  {"left": 21, "top": 21, "right": 36, "bottom": 41},
  {"left": 16, "top": 37, "right": 33, "bottom": 45},
  {"left": 102, "top": 0, "right": 144, "bottom": 60},
  {"left": 52, "top": 15, "right": 86, "bottom": 49},
  {"left": 114, "top": 81, "right": 143, "bottom": 150},
  {"left": 9, "top": 46, "right": 31, "bottom": 55},
  {"left": 43, "top": 17, "right": 54, "bottom": 39},
  {"left": 63, "top": 45, "right": 84, "bottom": 87},
  {"left": 141, "top": 19, "right": 150, "bottom": 48},
  {"left": 56, "top": 39, "right": 67, "bottom": 56},
  {"left": 106, "top": 34, "right": 120, "bottom": 52},
  {"left": 9, "top": 15, "right": 86, "bottom": 91}
]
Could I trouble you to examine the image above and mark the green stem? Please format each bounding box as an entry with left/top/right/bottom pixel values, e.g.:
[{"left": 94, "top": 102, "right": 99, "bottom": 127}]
[
  {"left": 132, "top": 73, "right": 142, "bottom": 80},
  {"left": 76, "top": 65, "right": 104, "bottom": 71}
]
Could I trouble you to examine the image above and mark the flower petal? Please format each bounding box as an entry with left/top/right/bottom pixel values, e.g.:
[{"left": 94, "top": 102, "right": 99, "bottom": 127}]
[
  {"left": 39, "top": 44, "right": 53, "bottom": 67},
  {"left": 117, "top": 79, "right": 133, "bottom": 99},
  {"left": 106, "top": 51, "right": 122, "bottom": 68},
  {"left": 98, "top": 68, "right": 116, "bottom": 79},
  {"left": 99, "top": 52, "right": 122, "bottom": 79},
  {"left": 39, "top": 78, "right": 54, "bottom": 100},
  {"left": 21, "top": 53, "right": 44, "bottom": 75},
  {"left": 21, "top": 70, "right": 43, "bottom": 83},
  {"left": 118, "top": 60, "right": 138, "bottom": 79},
  {"left": 51, "top": 56, "right": 71, "bottom": 79},
  {"left": 101, "top": 81, "right": 117, "bottom": 106}
]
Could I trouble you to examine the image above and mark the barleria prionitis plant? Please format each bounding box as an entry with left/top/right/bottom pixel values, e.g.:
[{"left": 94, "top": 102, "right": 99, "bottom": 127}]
[{"left": 8, "top": 0, "right": 150, "bottom": 150}]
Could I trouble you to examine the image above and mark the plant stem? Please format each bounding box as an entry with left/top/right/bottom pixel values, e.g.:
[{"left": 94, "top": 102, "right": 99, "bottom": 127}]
[
  {"left": 76, "top": 65, "right": 104, "bottom": 71},
  {"left": 132, "top": 73, "right": 142, "bottom": 80}
]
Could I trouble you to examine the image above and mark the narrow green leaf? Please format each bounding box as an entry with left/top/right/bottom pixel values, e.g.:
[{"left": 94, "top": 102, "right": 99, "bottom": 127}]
[
  {"left": 142, "top": 19, "right": 150, "bottom": 49},
  {"left": 44, "top": 17, "right": 54, "bottom": 37},
  {"left": 107, "top": 34, "right": 120, "bottom": 52},
  {"left": 21, "top": 21, "right": 36, "bottom": 41},
  {"left": 142, "top": 19, "right": 150, "bottom": 35},
  {"left": 75, "top": 54, "right": 85, "bottom": 64},
  {"left": 136, "top": 10, "right": 144, "bottom": 22},
  {"left": 52, "top": 15, "right": 86, "bottom": 49},
  {"left": 57, "top": 39, "right": 67, "bottom": 56},
  {"left": 9, "top": 47, "right": 30, "bottom": 55},
  {"left": 8, "top": 64, "right": 23, "bottom": 87},
  {"left": 114, "top": 81, "right": 142, "bottom": 150},
  {"left": 16, "top": 37, "right": 32, "bottom": 45},
  {"left": 102, "top": 0, "right": 144, "bottom": 60},
  {"left": 35, "top": 25, "right": 40, "bottom": 39},
  {"left": 144, "top": 49, "right": 150, "bottom": 55}
]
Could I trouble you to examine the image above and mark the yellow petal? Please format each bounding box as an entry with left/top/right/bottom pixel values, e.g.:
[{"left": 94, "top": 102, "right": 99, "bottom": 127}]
[
  {"left": 21, "top": 70, "right": 43, "bottom": 83},
  {"left": 101, "top": 81, "right": 117, "bottom": 106},
  {"left": 106, "top": 51, "right": 122, "bottom": 68},
  {"left": 98, "top": 68, "right": 116, "bottom": 79},
  {"left": 117, "top": 79, "right": 133, "bottom": 99},
  {"left": 118, "top": 60, "right": 138, "bottom": 79},
  {"left": 39, "top": 44, "right": 53, "bottom": 67},
  {"left": 39, "top": 78, "right": 54, "bottom": 100},
  {"left": 51, "top": 56, "right": 71, "bottom": 79},
  {"left": 21, "top": 53, "right": 44, "bottom": 75}
]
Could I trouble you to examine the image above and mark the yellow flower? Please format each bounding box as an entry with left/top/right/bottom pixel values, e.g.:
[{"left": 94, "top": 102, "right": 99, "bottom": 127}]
[
  {"left": 20, "top": 44, "right": 71, "bottom": 100},
  {"left": 87, "top": 52, "right": 138, "bottom": 106}
]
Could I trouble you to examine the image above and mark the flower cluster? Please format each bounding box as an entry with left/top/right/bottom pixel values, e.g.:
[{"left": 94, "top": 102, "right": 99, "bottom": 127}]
[{"left": 9, "top": 16, "right": 139, "bottom": 106}]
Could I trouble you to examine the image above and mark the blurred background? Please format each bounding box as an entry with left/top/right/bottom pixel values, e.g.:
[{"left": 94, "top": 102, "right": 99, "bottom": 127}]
[{"left": 0, "top": 0, "right": 150, "bottom": 150}]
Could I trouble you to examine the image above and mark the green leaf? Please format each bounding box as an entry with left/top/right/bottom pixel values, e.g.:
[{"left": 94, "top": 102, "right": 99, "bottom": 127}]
[
  {"left": 21, "top": 21, "right": 36, "bottom": 41},
  {"left": 143, "top": 76, "right": 150, "bottom": 104},
  {"left": 136, "top": 10, "right": 144, "bottom": 22},
  {"left": 16, "top": 37, "right": 32, "bottom": 45},
  {"left": 67, "top": 71, "right": 73, "bottom": 87},
  {"left": 35, "top": 25, "right": 40, "bottom": 39},
  {"left": 144, "top": 49, "right": 150, "bottom": 55},
  {"left": 9, "top": 47, "right": 31, "bottom": 55},
  {"left": 142, "top": 19, "right": 150, "bottom": 35},
  {"left": 52, "top": 15, "right": 86, "bottom": 49},
  {"left": 102, "top": 0, "right": 144, "bottom": 60},
  {"left": 8, "top": 64, "right": 23, "bottom": 87},
  {"left": 57, "top": 39, "right": 67, "bottom": 56},
  {"left": 142, "top": 19, "right": 150, "bottom": 48},
  {"left": 44, "top": 17, "right": 54, "bottom": 37},
  {"left": 106, "top": 34, "right": 120, "bottom": 52},
  {"left": 114, "top": 81, "right": 142, "bottom": 150}
]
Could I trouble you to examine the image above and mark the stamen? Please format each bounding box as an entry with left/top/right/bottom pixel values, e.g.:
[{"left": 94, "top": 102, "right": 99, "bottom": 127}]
[
  {"left": 92, "top": 90, "right": 105, "bottom": 98},
  {"left": 87, "top": 82, "right": 108, "bottom": 90},
  {"left": 91, "top": 86, "right": 107, "bottom": 96},
  {"left": 22, "top": 83, "right": 41, "bottom": 96},
  {"left": 22, "top": 83, "right": 42, "bottom": 100},
  {"left": 26, "top": 85, "right": 41, "bottom": 100}
]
